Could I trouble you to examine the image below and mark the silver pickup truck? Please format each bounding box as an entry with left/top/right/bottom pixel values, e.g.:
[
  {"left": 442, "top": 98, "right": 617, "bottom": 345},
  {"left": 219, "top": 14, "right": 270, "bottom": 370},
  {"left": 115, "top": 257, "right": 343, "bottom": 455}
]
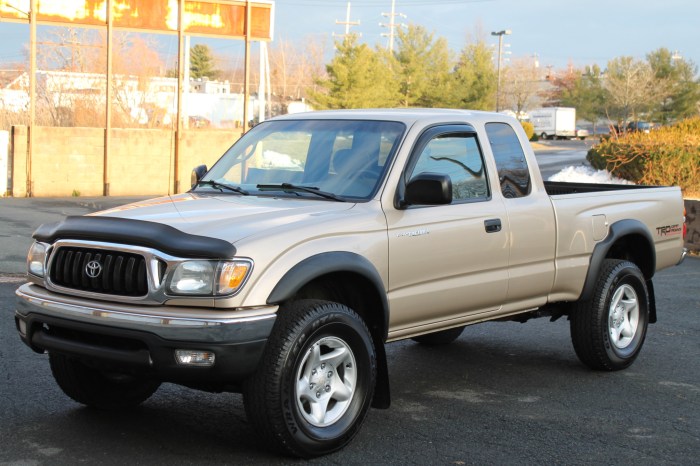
[{"left": 16, "top": 109, "right": 687, "bottom": 457}]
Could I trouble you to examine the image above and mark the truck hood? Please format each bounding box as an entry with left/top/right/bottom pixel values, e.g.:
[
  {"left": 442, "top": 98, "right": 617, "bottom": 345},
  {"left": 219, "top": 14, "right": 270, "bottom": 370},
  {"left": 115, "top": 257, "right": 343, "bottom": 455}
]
[{"left": 92, "top": 194, "right": 357, "bottom": 245}]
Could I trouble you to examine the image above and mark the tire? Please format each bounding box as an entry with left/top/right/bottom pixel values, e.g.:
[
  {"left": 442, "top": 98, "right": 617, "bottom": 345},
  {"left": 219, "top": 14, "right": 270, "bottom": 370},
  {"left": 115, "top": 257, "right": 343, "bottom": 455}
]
[
  {"left": 570, "top": 259, "right": 649, "bottom": 371},
  {"left": 412, "top": 326, "right": 465, "bottom": 345},
  {"left": 49, "top": 352, "right": 160, "bottom": 409},
  {"left": 244, "top": 300, "right": 376, "bottom": 458},
  {"left": 540, "top": 132, "right": 548, "bottom": 140}
]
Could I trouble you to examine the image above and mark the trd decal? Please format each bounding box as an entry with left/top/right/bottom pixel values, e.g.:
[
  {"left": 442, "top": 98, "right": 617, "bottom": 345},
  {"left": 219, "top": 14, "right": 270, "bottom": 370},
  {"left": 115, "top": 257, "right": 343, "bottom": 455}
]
[{"left": 656, "top": 224, "right": 682, "bottom": 236}]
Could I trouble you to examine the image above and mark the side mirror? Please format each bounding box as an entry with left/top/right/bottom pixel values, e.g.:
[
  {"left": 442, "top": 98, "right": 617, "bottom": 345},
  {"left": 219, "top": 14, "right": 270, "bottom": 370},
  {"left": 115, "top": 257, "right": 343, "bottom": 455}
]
[
  {"left": 403, "top": 172, "right": 452, "bottom": 207},
  {"left": 191, "top": 164, "right": 208, "bottom": 188}
]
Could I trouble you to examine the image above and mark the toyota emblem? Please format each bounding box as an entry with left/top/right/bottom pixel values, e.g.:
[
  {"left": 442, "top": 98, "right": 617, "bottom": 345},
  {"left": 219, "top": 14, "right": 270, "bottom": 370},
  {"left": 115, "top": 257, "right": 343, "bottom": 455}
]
[{"left": 85, "top": 260, "right": 103, "bottom": 278}]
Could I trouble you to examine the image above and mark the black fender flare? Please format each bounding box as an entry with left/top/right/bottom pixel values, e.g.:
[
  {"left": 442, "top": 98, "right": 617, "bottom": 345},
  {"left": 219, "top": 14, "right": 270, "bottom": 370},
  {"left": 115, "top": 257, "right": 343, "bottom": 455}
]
[
  {"left": 267, "top": 251, "right": 389, "bottom": 340},
  {"left": 580, "top": 219, "right": 656, "bottom": 302}
]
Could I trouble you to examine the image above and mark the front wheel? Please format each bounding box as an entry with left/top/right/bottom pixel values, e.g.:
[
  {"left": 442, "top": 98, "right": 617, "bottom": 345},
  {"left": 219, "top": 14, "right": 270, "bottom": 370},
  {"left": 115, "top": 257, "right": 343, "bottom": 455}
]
[
  {"left": 570, "top": 259, "right": 649, "bottom": 371},
  {"left": 244, "top": 300, "right": 376, "bottom": 458}
]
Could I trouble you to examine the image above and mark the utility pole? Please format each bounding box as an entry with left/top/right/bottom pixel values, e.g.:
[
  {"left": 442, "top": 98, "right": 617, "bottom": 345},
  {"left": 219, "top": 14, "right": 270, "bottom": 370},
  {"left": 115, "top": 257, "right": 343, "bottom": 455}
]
[
  {"left": 243, "top": 0, "right": 251, "bottom": 132},
  {"left": 491, "top": 29, "right": 511, "bottom": 112},
  {"left": 175, "top": 0, "right": 185, "bottom": 194},
  {"left": 380, "top": 0, "right": 406, "bottom": 53},
  {"left": 104, "top": 0, "right": 113, "bottom": 196},
  {"left": 333, "top": 2, "right": 360, "bottom": 39},
  {"left": 28, "top": 0, "right": 36, "bottom": 197}
]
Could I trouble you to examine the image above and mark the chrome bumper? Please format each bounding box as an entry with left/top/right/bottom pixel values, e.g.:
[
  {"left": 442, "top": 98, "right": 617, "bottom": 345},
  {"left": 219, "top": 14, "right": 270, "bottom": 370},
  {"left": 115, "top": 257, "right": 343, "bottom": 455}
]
[{"left": 15, "top": 283, "right": 277, "bottom": 343}]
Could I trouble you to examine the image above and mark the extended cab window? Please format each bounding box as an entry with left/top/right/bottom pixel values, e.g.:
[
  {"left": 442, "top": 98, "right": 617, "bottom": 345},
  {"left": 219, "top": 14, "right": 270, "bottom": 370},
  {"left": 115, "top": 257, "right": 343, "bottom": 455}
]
[
  {"left": 409, "top": 130, "right": 489, "bottom": 202},
  {"left": 485, "top": 122, "right": 531, "bottom": 198}
]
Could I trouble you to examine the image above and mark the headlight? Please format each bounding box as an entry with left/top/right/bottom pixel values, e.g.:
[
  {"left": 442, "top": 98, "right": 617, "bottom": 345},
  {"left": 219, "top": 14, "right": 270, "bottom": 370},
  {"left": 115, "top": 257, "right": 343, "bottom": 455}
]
[
  {"left": 168, "top": 260, "right": 252, "bottom": 296},
  {"left": 169, "top": 260, "right": 214, "bottom": 295},
  {"left": 27, "top": 242, "right": 48, "bottom": 277}
]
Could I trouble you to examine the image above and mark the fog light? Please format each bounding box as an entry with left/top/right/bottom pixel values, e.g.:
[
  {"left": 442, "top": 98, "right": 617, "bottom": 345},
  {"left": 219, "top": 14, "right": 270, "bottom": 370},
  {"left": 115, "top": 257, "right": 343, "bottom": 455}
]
[
  {"left": 17, "top": 318, "right": 27, "bottom": 336},
  {"left": 175, "top": 350, "right": 215, "bottom": 366}
]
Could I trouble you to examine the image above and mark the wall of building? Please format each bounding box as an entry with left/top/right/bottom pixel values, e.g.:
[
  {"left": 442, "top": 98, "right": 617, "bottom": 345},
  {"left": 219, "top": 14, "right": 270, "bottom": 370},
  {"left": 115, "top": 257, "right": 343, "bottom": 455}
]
[
  {"left": 8, "top": 126, "right": 241, "bottom": 197},
  {"left": 11, "top": 125, "right": 28, "bottom": 197},
  {"left": 0, "top": 130, "right": 8, "bottom": 195}
]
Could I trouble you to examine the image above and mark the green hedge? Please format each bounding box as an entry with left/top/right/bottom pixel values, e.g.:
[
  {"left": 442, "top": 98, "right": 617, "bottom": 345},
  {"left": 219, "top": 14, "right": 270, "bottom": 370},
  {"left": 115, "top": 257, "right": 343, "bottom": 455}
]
[{"left": 587, "top": 117, "right": 700, "bottom": 197}]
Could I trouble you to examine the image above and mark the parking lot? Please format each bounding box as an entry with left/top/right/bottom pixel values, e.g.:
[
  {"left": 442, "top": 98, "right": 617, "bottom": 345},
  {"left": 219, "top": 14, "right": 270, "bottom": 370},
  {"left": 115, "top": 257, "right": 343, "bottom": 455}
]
[
  {"left": 1, "top": 168, "right": 698, "bottom": 464},
  {"left": 1, "top": 257, "right": 698, "bottom": 464}
]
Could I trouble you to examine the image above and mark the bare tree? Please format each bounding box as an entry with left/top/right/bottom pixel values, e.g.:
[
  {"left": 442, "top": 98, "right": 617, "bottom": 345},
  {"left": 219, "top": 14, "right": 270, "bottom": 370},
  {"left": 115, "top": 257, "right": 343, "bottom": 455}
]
[
  {"left": 29, "top": 27, "right": 105, "bottom": 126},
  {"left": 603, "top": 56, "right": 655, "bottom": 124},
  {"left": 109, "top": 33, "right": 166, "bottom": 128},
  {"left": 500, "top": 57, "right": 544, "bottom": 115},
  {"left": 268, "top": 37, "right": 327, "bottom": 102},
  {"left": 24, "top": 27, "right": 167, "bottom": 128}
]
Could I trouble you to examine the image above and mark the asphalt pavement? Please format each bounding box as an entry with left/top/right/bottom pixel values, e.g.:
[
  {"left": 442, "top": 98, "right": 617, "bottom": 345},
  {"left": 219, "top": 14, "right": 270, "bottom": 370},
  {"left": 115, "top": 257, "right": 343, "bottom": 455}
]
[
  {"left": 1, "top": 257, "right": 699, "bottom": 464},
  {"left": 1, "top": 144, "right": 698, "bottom": 463},
  {"left": 533, "top": 139, "right": 596, "bottom": 180}
]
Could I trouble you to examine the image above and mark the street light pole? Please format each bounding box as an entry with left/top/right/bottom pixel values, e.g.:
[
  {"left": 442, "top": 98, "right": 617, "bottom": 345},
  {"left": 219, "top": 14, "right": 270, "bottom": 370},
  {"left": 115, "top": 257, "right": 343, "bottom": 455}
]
[{"left": 491, "top": 29, "right": 511, "bottom": 112}]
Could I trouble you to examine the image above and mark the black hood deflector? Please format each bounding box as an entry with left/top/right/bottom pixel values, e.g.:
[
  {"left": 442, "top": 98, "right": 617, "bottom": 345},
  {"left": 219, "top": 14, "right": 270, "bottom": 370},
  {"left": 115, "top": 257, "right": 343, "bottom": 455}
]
[{"left": 33, "top": 216, "right": 236, "bottom": 259}]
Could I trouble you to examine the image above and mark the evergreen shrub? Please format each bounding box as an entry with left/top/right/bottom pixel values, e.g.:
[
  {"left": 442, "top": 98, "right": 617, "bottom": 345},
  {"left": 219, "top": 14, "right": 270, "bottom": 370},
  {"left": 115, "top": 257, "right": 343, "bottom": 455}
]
[{"left": 587, "top": 117, "right": 700, "bottom": 197}]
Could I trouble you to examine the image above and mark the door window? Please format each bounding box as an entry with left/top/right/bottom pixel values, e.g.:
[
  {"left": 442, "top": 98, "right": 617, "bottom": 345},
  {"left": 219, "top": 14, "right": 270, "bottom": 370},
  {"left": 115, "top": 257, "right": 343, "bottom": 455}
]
[
  {"left": 408, "top": 130, "right": 489, "bottom": 203},
  {"left": 485, "top": 122, "right": 531, "bottom": 198}
]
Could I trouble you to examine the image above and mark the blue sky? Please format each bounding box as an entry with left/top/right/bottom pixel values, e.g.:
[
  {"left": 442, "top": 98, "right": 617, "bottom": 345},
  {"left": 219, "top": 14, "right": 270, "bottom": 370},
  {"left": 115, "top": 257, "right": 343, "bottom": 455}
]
[
  {"left": 271, "top": 0, "right": 700, "bottom": 70},
  {"left": 1, "top": 0, "right": 699, "bottom": 72}
]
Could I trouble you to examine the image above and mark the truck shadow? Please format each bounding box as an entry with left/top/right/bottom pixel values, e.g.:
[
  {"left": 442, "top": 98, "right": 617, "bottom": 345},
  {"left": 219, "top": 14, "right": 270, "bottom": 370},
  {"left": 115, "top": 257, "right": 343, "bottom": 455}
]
[{"left": 11, "top": 319, "right": 633, "bottom": 464}]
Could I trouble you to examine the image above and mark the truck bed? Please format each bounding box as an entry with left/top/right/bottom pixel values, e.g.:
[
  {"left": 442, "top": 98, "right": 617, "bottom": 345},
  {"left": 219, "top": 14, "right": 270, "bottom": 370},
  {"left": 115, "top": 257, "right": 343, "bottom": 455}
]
[{"left": 543, "top": 181, "right": 654, "bottom": 196}]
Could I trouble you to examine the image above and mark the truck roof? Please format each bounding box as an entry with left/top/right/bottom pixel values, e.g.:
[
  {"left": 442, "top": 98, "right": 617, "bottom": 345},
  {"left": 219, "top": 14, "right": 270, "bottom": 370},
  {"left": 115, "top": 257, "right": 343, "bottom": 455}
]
[{"left": 272, "top": 108, "right": 516, "bottom": 126}]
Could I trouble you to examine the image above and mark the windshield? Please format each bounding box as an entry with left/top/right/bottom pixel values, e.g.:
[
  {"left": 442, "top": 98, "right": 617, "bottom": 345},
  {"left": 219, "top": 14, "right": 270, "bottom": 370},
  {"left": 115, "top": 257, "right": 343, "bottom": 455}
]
[{"left": 199, "top": 119, "right": 406, "bottom": 200}]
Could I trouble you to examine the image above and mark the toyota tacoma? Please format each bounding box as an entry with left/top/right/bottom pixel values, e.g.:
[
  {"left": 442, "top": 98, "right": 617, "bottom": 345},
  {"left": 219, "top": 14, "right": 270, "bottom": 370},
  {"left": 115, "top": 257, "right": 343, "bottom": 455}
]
[{"left": 16, "top": 109, "right": 687, "bottom": 457}]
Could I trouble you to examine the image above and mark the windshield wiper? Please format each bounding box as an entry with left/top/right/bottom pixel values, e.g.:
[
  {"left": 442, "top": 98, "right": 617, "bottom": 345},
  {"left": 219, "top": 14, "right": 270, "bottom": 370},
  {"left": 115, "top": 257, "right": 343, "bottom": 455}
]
[
  {"left": 256, "top": 183, "right": 346, "bottom": 202},
  {"left": 194, "top": 180, "right": 249, "bottom": 195}
]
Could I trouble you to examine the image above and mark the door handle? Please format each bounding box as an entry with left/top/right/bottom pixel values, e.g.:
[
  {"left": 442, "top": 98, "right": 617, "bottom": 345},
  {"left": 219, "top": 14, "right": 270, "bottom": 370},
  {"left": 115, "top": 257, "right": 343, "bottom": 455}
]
[{"left": 484, "top": 218, "right": 502, "bottom": 233}]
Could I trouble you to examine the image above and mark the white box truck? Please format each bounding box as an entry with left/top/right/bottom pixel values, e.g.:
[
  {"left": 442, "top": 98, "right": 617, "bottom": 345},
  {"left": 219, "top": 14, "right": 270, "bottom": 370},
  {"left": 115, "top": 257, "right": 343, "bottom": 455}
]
[{"left": 530, "top": 107, "right": 576, "bottom": 140}]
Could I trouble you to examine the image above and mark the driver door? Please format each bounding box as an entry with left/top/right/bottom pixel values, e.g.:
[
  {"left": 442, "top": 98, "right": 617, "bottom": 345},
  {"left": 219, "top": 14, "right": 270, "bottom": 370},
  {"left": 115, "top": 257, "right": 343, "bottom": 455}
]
[{"left": 385, "top": 125, "right": 509, "bottom": 335}]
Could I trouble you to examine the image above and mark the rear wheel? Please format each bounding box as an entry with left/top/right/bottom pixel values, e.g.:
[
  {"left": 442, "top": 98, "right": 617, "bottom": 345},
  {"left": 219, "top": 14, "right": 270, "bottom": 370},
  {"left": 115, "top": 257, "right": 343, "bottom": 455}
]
[
  {"left": 412, "top": 326, "right": 465, "bottom": 345},
  {"left": 244, "top": 300, "right": 376, "bottom": 458},
  {"left": 49, "top": 353, "right": 160, "bottom": 409},
  {"left": 570, "top": 259, "right": 649, "bottom": 371}
]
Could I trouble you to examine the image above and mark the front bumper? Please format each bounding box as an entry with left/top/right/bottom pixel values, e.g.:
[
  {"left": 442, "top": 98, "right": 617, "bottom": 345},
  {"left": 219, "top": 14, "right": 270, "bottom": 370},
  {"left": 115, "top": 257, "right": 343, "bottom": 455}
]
[{"left": 15, "top": 283, "right": 277, "bottom": 385}]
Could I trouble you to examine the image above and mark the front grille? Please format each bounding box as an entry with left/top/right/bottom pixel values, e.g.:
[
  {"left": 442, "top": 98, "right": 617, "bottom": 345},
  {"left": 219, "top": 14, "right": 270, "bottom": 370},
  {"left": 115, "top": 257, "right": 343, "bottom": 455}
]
[{"left": 49, "top": 246, "right": 148, "bottom": 297}]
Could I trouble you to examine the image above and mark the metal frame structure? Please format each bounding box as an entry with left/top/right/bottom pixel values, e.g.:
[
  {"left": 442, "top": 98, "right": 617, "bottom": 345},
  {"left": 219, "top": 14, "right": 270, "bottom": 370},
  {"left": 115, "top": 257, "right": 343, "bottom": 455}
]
[{"left": 0, "top": 0, "right": 274, "bottom": 196}]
